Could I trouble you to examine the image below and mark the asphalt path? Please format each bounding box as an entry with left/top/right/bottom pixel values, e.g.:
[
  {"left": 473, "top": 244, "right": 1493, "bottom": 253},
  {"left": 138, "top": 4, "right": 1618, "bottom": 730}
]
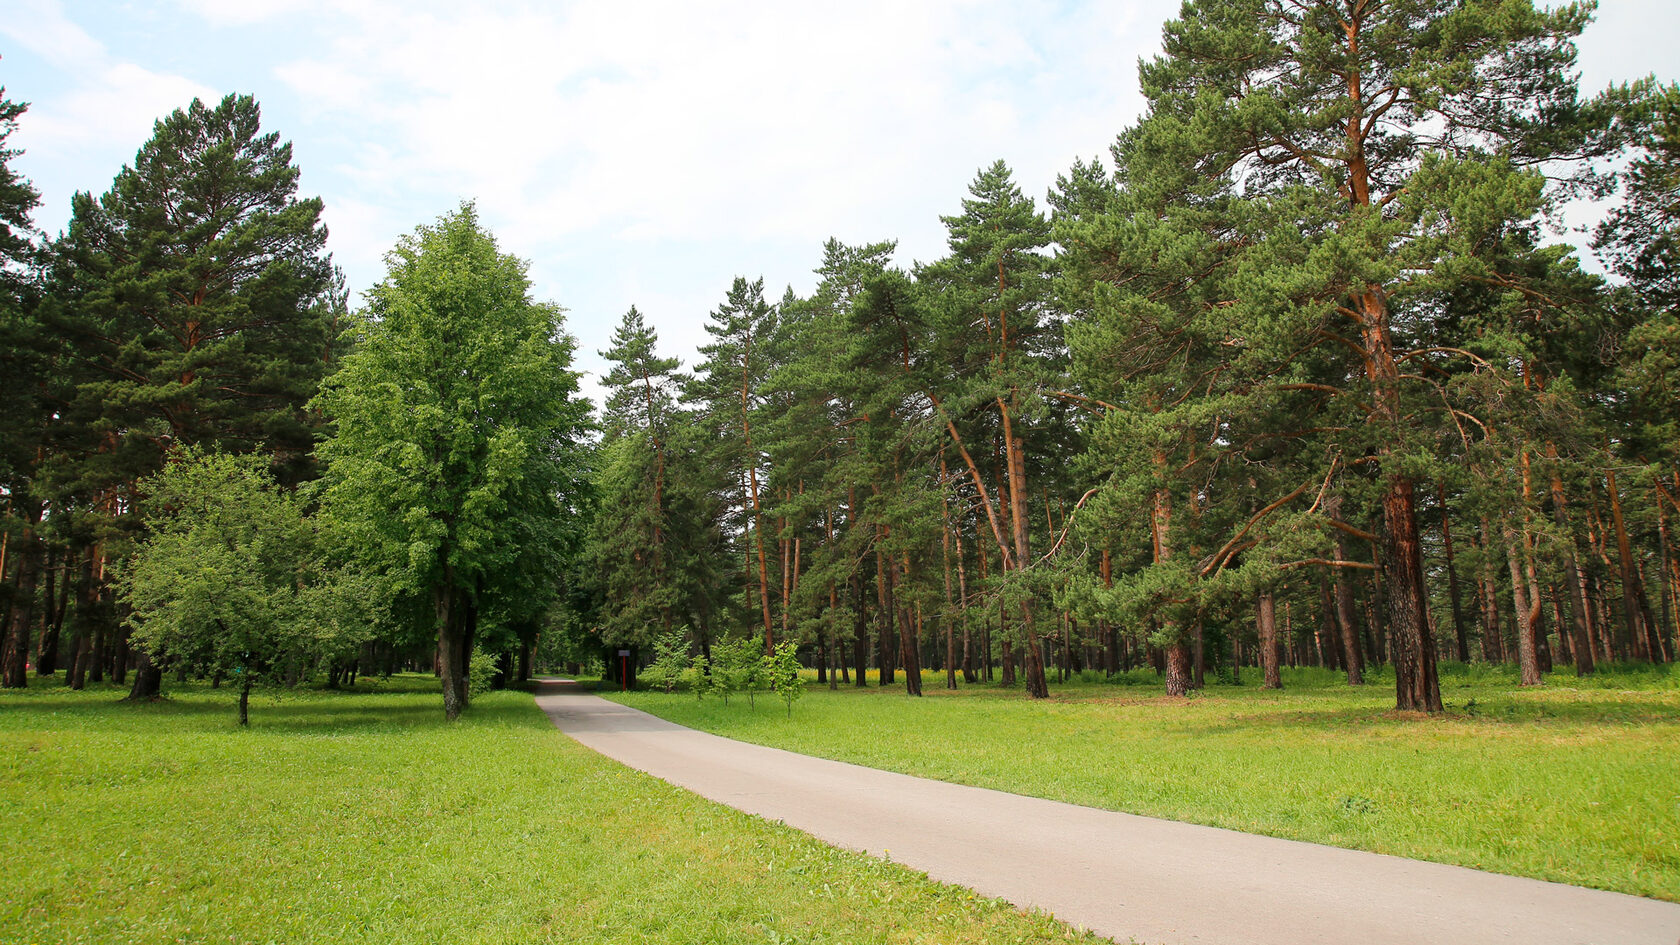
[{"left": 533, "top": 679, "right": 1680, "bottom": 945}]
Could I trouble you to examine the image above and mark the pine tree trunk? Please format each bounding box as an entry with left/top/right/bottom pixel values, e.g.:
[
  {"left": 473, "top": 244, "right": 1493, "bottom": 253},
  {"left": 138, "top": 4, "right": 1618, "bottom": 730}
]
[
  {"left": 852, "top": 574, "right": 869, "bottom": 687},
  {"left": 110, "top": 622, "right": 129, "bottom": 685},
  {"left": 1331, "top": 516, "right": 1365, "bottom": 684},
  {"left": 875, "top": 541, "right": 894, "bottom": 686},
  {"left": 1606, "top": 467, "right": 1648, "bottom": 659},
  {"left": 896, "top": 562, "right": 922, "bottom": 697},
  {"left": 37, "top": 569, "right": 68, "bottom": 677},
  {"left": 741, "top": 401, "right": 775, "bottom": 656},
  {"left": 1101, "top": 550, "right": 1118, "bottom": 676},
  {"left": 1, "top": 520, "right": 39, "bottom": 689},
  {"left": 999, "top": 399, "right": 1048, "bottom": 698},
  {"left": 1164, "top": 642, "right": 1194, "bottom": 697},
  {"left": 1477, "top": 518, "right": 1506, "bottom": 662},
  {"left": 1378, "top": 474, "right": 1441, "bottom": 710},
  {"left": 1660, "top": 480, "right": 1679, "bottom": 661},
  {"left": 1547, "top": 452, "right": 1595, "bottom": 675},
  {"left": 1258, "top": 590, "right": 1282, "bottom": 690},
  {"left": 1317, "top": 578, "right": 1341, "bottom": 671},
  {"left": 88, "top": 616, "right": 106, "bottom": 684},
  {"left": 1637, "top": 555, "right": 1668, "bottom": 662},
  {"left": 941, "top": 462, "right": 958, "bottom": 690},
  {"left": 1504, "top": 519, "right": 1541, "bottom": 686},
  {"left": 1438, "top": 483, "right": 1471, "bottom": 662},
  {"left": 1000, "top": 607, "right": 1016, "bottom": 688},
  {"left": 957, "top": 527, "right": 975, "bottom": 683}
]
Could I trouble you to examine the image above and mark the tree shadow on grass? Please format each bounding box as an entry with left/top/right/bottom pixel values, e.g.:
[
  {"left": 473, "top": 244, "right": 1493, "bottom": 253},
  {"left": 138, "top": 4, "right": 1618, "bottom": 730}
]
[
  {"left": 1, "top": 676, "right": 543, "bottom": 735},
  {"left": 1188, "top": 691, "right": 1680, "bottom": 733}
]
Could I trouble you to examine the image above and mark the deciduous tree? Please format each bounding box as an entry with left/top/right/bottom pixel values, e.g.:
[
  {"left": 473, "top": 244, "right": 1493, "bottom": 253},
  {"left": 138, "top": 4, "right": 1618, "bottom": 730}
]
[{"left": 316, "top": 203, "right": 589, "bottom": 720}]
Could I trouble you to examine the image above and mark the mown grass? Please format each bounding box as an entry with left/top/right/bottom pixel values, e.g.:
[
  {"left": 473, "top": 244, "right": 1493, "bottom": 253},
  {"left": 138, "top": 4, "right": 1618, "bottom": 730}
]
[
  {"left": 0, "top": 674, "right": 1104, "bottom": 945},
  {"left": 612, "top": 662, "right": 1680, "bottom": 902}
]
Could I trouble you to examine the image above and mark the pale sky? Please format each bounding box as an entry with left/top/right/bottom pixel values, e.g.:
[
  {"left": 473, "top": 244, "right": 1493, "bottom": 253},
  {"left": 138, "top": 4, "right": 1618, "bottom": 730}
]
[{"left": 4, "top": 1, "right": 1676, "bottom": 406}]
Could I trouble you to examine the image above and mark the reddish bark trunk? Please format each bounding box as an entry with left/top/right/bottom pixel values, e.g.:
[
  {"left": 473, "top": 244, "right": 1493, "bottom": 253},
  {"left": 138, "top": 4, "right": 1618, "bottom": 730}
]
[{"left": 1258, "top": 591, "right": 1282, "bottom": 690}]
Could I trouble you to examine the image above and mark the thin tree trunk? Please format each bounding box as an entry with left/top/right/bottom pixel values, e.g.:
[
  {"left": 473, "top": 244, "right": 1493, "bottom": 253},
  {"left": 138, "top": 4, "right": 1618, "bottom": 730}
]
[
  {"left": 1317, "top": 578, "right": 1341, "bottom": 671},
  {"left": 1101, "top": 549, "right": 1118, "bottom": 676},
  {"left": 999, "top": 398, "right": 1048, "bottom": 698},
  {"left": 1660, "top": 477, "right": 1679, "bottom": 661},
  {"left": 941, "top": 457, "right": 958, "bottom": 690},
  {"left": 1438, "top": 482, "right": 1471, "bottom": 662},
  {"left": 956, "top": 516, "right": 975, "bottom": 683},
  {"left": 1328, "top": 497, "right": 1365, "bottom": 684},
  {"left": 1477, "top": 518, "right": 1506, "bottom": 662},
  {"left": 1606, "top": 466, "right": 1648, "bottom": 659},
  {"left": 875, "top": 539, "right": 895, "bottom": 686},
  {"left": 852, "top": 574, "right": 869, "bottom": 687},
  {"left": 1547, "top": 452, "right": 1595, "bottom": 676},
  {"left": 37, "top": 555, "right": 70, "bottom": 676},
  {"left": 895, "top": 560, "right": 922, "bottom": 697}
]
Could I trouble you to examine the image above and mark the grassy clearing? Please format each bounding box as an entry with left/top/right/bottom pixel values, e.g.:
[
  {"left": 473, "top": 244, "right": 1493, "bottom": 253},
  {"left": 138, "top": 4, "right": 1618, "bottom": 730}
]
[
  {"left": 1, "top": 675, "right": 1103, "bottom": 945},
  {"left": 611, "top": 662, "right": 1680, "bottom": 902}
]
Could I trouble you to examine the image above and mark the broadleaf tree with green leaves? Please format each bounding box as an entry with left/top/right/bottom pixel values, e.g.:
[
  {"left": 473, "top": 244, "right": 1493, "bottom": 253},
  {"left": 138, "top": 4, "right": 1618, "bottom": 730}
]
[
  {"left": 118, "top": 449, "right": 326, "bottom": 725},
  {"left": 315, "top": 203, "right": 590, "bottom": 720}
]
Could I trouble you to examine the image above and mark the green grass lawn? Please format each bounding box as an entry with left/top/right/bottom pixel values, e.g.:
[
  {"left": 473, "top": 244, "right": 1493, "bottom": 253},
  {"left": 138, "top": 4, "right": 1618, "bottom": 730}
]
[
  {"left": 0, "top": 675, "right": 1103, "bottom": 945},
  {"left": 611, "top": 662, "right": 1680, "bottom": 902}
]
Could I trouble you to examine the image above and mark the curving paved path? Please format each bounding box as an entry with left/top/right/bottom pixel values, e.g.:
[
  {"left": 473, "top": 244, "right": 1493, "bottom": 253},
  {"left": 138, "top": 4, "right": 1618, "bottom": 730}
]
[{"left": 533, "top": 679, "right": 1680, "bottom": 945}]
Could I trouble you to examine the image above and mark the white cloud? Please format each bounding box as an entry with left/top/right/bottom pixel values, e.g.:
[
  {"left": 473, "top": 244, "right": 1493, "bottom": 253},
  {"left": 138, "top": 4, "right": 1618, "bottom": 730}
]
[
  {"left": 22, "top": 62, "right": 216, "bottom": 153},
  {"left": 170, "top": 0, "right": 316, "bottom": 27},
  {"left": 266, "top": 0, "right": 1178, "bottom": 296},
  {"left": 4, "top": 2, "right": 219, "bottom": 234},
  {"left": 0, "top": 0, "right": 105, "bottom": 67}
]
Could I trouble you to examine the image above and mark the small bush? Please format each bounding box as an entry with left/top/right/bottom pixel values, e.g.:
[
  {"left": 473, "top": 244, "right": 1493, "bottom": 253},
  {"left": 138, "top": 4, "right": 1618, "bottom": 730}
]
[{"left": 468, "top": 648, "right": 499, "bottom": 696}]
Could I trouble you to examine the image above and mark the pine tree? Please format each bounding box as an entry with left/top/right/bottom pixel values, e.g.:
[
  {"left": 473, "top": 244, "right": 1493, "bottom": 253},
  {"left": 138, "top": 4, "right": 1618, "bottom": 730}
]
[
  {"left": 49, "top": 93, "right": 339, "bottom": 468},
  {"left": 0, "top": 89, "right": 45, "bottom": 689},
  {"left": 38, "top": 93, "right": 342, "bottom": 697},
  {"left": 920, "top": 161, "right": 1059, "bottom": 698},
  {"left": 689, "top": 277, "right": 779, "bottom": 653},
  {"left": 1596, "top": 85, "right": 1680, "bottom": 661},
  {"left": 1096, "top": 0, "right": 1639, "bottom": 711},
  {"left": 590, "top": 306, "right": 719, "bottom": 653}
]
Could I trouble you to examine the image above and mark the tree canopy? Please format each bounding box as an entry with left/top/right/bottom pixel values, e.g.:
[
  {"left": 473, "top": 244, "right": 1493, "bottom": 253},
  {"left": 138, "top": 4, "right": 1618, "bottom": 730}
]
[{"left": 315, "top": 203, "right": 590, "bottom": 719}]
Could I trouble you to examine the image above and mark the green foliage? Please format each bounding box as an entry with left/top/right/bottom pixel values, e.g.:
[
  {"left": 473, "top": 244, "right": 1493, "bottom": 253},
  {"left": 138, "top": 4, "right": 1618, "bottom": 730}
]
[
  {"left": 467, "top": 648, "right": 500, "bottom": 696},
  {"left": 315, "top": 203, "right": 590, "bottom": 717},
  {"left": 683, "top": 652, "right": 712, "bottom": 702},
  {"left": 765, "top": 641, "right": 804, "bottom": 717},
  {"left": 0, "top": 88, "right": 47, "bottom": 690},
  {"left": 640, "top": 628, "right": 691, "bottom": 694},
  {"left": 117, "top": 448, "right": 354, "bottom": 721},
  {"left": 712, "top": 636, "right": 766, "bottom": 706},
  {"left": 1598, "top": 86, "right": 1680, "bottom": 465},
  {"left": 46, "top": 92, "right": 340, "bottom": 478},
  {"left": 0, "top": 89, "right": 38, "bottom": 277}
]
